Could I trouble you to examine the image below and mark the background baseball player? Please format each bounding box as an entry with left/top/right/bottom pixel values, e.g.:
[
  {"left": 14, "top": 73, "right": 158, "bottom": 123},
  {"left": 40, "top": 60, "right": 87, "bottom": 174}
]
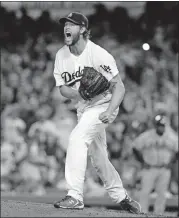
[
  {"left": 132, "top": 114, "right": 178, "bottom": 214},
  {"left": 52, "top": 12, "right": 141, "bottom": 213}
]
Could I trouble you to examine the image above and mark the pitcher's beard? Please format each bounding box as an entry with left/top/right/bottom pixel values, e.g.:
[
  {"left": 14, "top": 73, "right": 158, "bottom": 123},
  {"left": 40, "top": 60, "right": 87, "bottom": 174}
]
[
  {"left": 65, "top": 38, "right": 73, "bottom": 46},
  {"left": 65, "top": 34, "right": 80, "bottom": 46}
]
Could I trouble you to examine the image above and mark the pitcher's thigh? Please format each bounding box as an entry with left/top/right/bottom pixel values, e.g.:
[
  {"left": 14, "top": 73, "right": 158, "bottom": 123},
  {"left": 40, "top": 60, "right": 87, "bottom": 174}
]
[
  {"left": 70, "top": 107, "right": 108, "bottom": 144},
  {"left": 88, "top": 129, "right": 108, "bottom": 162}
]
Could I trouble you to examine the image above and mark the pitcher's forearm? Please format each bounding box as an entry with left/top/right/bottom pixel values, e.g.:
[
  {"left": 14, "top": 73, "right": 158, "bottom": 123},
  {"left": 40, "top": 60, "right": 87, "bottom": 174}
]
[
  {"left": 59, "top": 85, "right": 81, "bottom": 100},
  {"left": 107, "top": 82, "right": 125, "bottom": 113}
]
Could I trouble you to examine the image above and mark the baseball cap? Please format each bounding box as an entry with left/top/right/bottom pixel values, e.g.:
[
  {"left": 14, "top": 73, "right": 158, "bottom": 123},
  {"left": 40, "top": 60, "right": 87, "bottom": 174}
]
[
  {"left": 154, "top": 115, "right": 166, "bottom": 126},
  {"left": 59, "top": 12, "right": 88, "bottom": 29}
]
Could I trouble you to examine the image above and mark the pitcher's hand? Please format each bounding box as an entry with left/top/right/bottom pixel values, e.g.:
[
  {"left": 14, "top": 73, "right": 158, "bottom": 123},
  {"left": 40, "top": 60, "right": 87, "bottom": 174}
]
[{"left": 99, "top": 110, "right": 112, "bottom": 123}]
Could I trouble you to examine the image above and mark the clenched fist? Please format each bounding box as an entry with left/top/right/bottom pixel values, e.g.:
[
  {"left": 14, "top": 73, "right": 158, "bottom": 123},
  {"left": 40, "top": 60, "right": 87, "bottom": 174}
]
[{"left": 99, "top": 110, "right": 112, "bottom": 123}]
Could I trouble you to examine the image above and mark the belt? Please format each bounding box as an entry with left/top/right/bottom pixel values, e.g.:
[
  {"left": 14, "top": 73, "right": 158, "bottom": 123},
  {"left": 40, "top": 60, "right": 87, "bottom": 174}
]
[{"left": 144, "top": 164, "right": 170, "bottom": 169}]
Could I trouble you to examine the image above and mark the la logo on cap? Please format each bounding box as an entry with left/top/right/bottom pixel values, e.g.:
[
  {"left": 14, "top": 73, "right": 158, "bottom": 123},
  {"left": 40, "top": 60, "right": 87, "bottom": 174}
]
[{"left": 68, "top": 13, "right": 73, "bottom": 18}]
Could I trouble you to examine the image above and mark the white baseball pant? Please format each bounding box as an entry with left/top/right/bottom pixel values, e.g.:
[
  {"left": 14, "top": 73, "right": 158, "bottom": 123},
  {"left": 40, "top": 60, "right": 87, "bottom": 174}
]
[
  {"left": 139, "top": 167, "right": 171, "bottom": 214},
  {"left": 65, "top": 104, "right": 127, "bottom": 203}
]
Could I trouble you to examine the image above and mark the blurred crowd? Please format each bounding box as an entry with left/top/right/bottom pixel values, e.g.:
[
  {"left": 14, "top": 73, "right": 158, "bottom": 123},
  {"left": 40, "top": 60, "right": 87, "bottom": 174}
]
[{"left": 1, "top": 3, "right": 178, "bottom": 197}]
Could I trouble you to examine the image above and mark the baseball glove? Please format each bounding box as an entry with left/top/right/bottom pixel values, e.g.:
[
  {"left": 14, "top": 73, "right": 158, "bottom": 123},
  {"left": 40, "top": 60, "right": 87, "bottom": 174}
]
[{"left": 79, "top": 67, "right": 110, "bottom": 100}]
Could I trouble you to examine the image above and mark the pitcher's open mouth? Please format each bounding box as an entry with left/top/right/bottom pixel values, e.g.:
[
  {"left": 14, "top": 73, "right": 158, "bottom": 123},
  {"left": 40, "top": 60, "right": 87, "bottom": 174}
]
[
  {"left": 66, "top": 33, "right": 71, "bottom": 37},
  {"left": 65, "top": 32, "right": 72, "bottom": 39}
]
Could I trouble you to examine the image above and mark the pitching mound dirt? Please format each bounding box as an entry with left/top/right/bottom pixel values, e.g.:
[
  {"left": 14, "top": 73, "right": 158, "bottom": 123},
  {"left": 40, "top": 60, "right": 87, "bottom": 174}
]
[{"left": 1, "top": 200, "right": 169, "bottom": 217}]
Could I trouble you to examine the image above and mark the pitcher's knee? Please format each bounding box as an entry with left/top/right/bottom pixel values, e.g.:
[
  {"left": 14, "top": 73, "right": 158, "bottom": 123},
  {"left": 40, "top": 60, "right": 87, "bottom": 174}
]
[{"left": 89, "top": 152, "right": 103, "bottom": 167}]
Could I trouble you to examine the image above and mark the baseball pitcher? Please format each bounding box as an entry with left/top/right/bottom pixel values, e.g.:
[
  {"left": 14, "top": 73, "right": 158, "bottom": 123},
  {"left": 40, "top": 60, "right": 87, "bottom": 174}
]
[{"left": 53, "top": 12, "right": 141, "bottom": 213}]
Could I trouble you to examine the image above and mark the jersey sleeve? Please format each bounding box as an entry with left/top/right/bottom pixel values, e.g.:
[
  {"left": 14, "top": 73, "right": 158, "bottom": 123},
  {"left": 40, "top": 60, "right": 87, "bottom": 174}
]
[
  {"left": 164, "top": 127, "right": 178, "bottom": 152},
  {"left": 169, "top": 133, "right": 178, "bottom": 152},
  {"left": 53, "top": 53, "right": 65, "bottom": 87},
  {"left": 132, "top": 135, "right": 145, "bottom": 151},
  {"left": 132, "top": 131, "right": 150, "bottom": 150},
  {"left": 94, "top": 47, "right": 120, "bottom": 81}
]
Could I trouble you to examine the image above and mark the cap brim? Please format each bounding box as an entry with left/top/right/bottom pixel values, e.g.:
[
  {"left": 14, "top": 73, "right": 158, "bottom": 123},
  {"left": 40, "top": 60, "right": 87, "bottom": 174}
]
[{"left": 59, "top": 17, "right": 80, "bottom": 25}]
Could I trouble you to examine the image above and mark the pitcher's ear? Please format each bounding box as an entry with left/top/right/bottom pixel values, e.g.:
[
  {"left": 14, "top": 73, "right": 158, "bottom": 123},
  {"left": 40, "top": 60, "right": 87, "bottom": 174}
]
[{"left": 80, "top": 26, "right": 86, "bottom": 34}]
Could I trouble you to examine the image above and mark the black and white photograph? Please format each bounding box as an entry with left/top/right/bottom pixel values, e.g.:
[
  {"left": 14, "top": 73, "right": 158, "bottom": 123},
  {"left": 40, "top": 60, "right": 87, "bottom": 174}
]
[{"left": 1, "top": 1, "right": 178, "bottom": 217}]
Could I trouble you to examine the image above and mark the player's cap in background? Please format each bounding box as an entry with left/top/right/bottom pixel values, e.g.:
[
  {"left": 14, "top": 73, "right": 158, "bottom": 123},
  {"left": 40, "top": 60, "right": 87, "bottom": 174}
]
[
  {"left": 59, "top": 12, "right": 88, "bottom": 29},
  {"left": 154, "top": 114, "right": 166, "bottom": 126}
]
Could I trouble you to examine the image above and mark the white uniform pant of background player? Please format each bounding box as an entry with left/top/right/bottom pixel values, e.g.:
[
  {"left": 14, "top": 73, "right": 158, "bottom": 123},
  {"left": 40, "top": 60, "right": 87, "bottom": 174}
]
[
  {"left": 65, "top": 104, "right": 127, "bottom": 203},
  {"left": 139, "top": 167, "right": 171, "bottom": 214}
]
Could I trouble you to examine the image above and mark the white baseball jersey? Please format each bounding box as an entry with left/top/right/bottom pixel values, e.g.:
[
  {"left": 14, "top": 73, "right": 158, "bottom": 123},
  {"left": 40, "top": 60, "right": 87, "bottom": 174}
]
[
  {"left": 53, "top": 40, "right": 120, "bottom": 108},
  {"left": 133, "top": 127, "right": 178, "bottom": 166}
]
